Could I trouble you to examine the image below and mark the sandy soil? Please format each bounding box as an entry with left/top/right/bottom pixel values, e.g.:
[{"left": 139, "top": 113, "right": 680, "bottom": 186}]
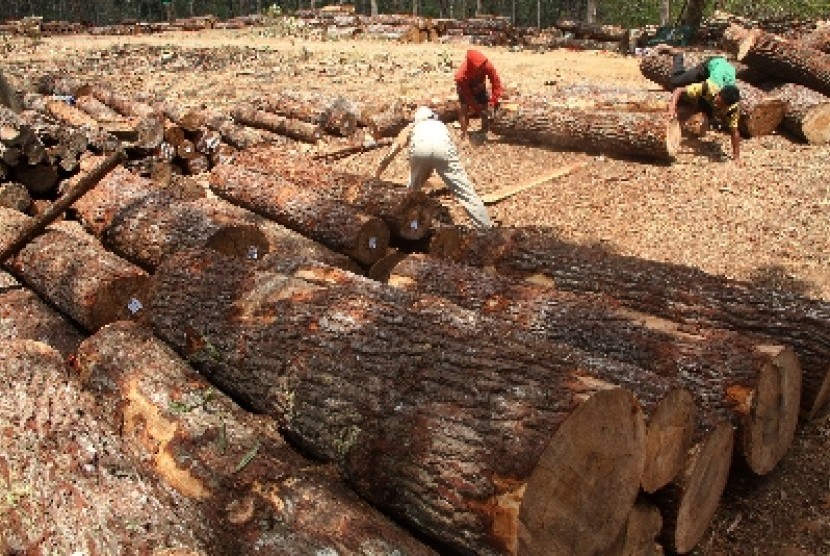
[{"left": 3, "top": 28, "right": 829, "bottom": 555}]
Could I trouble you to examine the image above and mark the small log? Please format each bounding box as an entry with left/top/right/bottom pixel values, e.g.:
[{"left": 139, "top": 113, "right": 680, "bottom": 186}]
[
  {"left": 492, "top": 102, "right": 681, "bottom": 161},
  {"left": 0, "top": 340, "right": 215, "bottom": 554},
  {"left": 209, "top": 163, "right": 390, "bottom": 265},
  {"left": 767, "top": 82, "right": 830, "bottom": 144},
  {"left": 148, "top": 248, "right": 647, "bottom": 556},
  {"left": 0, "top": 181, "right": 31, "bottom": 211},
  {"left": 231, "top": 105, "right": 323, "bottom": 143},
  {"left": 204, "top": 110, "right": 275, "bottom": 149},
  {"left": 259, "top": 91, "right": 359, "bottom": 136},
  {"left": 74, "top": 321, "right": 436, "bottom": 556},
  {"left": 104, "top": 193, "right": 270, "bottom": 271},
  {"left": 600, "top": 498, "right": 664, "bottom": 556},
  {"left": 1, "top": 209, "right": 150, "bottom": 331},
  {"left": 736, "top": 81, "right": 787, "bottom": 138}
]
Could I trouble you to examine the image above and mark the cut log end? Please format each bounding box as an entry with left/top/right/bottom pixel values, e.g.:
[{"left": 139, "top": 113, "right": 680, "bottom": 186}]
[
  {"left": 517, "top": 388, "right": 646, "bottom": 555},
  {"left": 366, "top": 248, "right": 408, "bottom": 281},
  {"left": 802, "top": 104, "right": 830, "bottom": 145},
  {"left": 665, "top": 120, "right": 682, "bottom": 159},
  {"left": 91, "top": 275, "right": 151, "bottom": 331},
  {"left": 642, "top": 388, "right": 697, "bottom": 493},
  {"left": 673, "top": 421, "right": 734, "bottom": 553},
  {"left": 396, "top": 190, "right": 434, "bottom": 241},
  {"left": 744, "top": 346, "right": 801, "bottom": 475},
  {"left": 351, "top": 217, "right": 390, "bottom": 265},
  {"left": 808, "top": 368, "right": 830, "bottom": 421},
  {"left": 204, "top": 225, "right": 271, "bottom": 264},
  {"left": 735, "top": 29, "right": 761, "bottom": 62}
]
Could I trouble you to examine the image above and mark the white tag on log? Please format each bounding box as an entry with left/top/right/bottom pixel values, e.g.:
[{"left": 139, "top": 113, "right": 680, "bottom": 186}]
[
  {"left": 127, "top": 298, "right": 144, "bottom": 314},
  {"left": 248, "top": 246, "right": 259, "bottom": 260}
]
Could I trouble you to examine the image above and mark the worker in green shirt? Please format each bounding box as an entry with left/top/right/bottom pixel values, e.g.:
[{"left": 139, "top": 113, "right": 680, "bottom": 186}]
[{"left": 666, "top": 53, "right": 743, "bottom": 164}]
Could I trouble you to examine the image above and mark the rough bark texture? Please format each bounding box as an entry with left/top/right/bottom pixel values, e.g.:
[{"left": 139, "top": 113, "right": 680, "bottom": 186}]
[
  {"left": 740, "top": 29, "right": 830, "bottom": 98},
  {"left": 258, "top": 90, "right": 360, "bottom": 136},
  {"left": 735, "top": 81, "right": 787, "bottom": 138},
  {"left": 0, "top": 339, "right": 216, "bottom": 554},
  {"left": 186, "top": 196, "right": 363, "bottom": 274},
  {"left": 388, "top": 254, "right": 800, "bottom": 478},
  {"left": 492, "top": 102, "right": 681, "bottom": 161},
  {"left": 74, "top": 321, "right": 436, "bottom": 556},
  {"left": 147, "top": 248, "right": 647, "bottom": 556},
  {"left": 767, "top": 81, "right": 830, "bottom": 144},
  {"left": 1, "top": 208, "right": 150, "bottom": 331},
  {"left": 0, "top": 181, "right": 30, "bottom": 211},
  {"left": 440, "top": 226, "right": 828, "bottom": 421},
  {"left": 71, "top": 156, "right": 205, "bottom": 237},
  {"left": 0, "top": 279, "right": 85, "bottom": 358},
  {"left": 209, "top": 162, "right": 390, "bottom": 265},
  {"left": 104, "top": 194, "right": 269, "bottom": 271}
]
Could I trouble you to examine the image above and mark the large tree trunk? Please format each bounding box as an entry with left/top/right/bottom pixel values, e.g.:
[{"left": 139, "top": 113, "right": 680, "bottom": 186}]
[
  {"left": 147, "top": 248, "right": 647, "bottom": 556},
  {"left": 0, "top": 278, "right": 85, "bottom": 358},
  {"left": 231, "top": 105, "right": 323, "bottom": 143},
  {"left": 74, "top": 321, "right": 436, "bottom": 556},
  {"left": 737, "top": 27, "right": 830, "bottom": 98},
  {"left": 0, "top": 340, "right": 217, "bottom": 554},
  {"left": 766, "top": 81, "right": 830, "bottom": 144},
  {"left": 258, "top": 91, "right": 360, "bottom": 137},
  {"left": 492, "top": 102, "right": 681, "bottom": 161},
  {"left": 1, "top": 209, "right": 150, "bottom": 331},
  {"left": 387, "top": 253, "right": 801, "bottom": 476},
  {"left": 104, "top": 193, "right": 270, "bottom": 271},
  {"left": 209, "top": 163, "right": 390, "bottom": 265},
  {"left": 70, "top": 156, "right": 204, "bottom": 237},
  {"left": 437, "top": 226, "right": 830, "bottom": 421}
]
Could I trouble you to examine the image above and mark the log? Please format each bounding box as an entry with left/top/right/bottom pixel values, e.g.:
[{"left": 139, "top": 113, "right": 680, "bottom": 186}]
[
  {"left": 259, "top": 91, "right": 360, "bottom": 137},
  {"left": 601, "top": 498, "right": 665, "bottom": 556},
  {"left": 0, "top": 340, "right": 214, "bottom": 554},
  {"left": 203, "top": 110, "right": 275, "bottom": 149},
  {"left": 209, "top": 163, "right": 390, "bottom": 266},
  {"left": 104, "top": 194, "right": 270, "bottom": 271},
  {"left": 0, "top": 277, "right": 85, "bottom": 357},
  {"left": 738, "top": 27, "right": 830, "bottom": 98},
  {"left": 0, "top": 181, "right": 31, "bottom": 211},
  {"left": 71, "top": 155, "right": 205, "bottom": 237},
  {"left": 74, "top": 321, "right": 436, "bottom": 556},
  {"left": 184, "top": 196, "right": 363, "bottom": 275},
  {"left": 231, "top": 105, "right": 323, "bottom": 143},
  {"left": 492, "top": 103, "right": 681, "bottom": 161},
  {"left": 1, "top": 209, "right": 150, "bottom": 331},
  {"left": 387, "top": 254, "right": 799, "bottom": 478},
  {"left": 438, "top": 226, "right": 830, "bottom": 421},
  {"left": 147, "top": 248, "right": 647, "bottom": 556},
  {"left": 767, "top": 82, "right": 830, "bottom": 144}
]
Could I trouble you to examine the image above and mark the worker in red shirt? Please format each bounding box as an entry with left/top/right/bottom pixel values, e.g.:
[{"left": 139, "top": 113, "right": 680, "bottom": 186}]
[{"left": 454, "top": 49, "right": 503, "bottom": 141}]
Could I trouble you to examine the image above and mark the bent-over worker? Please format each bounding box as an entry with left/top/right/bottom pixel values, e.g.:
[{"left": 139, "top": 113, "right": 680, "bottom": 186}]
[
  {"left": 374, "top": 106, "right": 493, "bottom": 229},
  {"left": 666, "top": 53, "right": 743, "bottom": 164}
]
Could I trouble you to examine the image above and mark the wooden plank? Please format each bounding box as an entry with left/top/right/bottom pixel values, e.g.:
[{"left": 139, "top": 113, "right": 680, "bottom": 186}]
[{"left": 481, "top": 161, "right": 587, "bottom": 204}]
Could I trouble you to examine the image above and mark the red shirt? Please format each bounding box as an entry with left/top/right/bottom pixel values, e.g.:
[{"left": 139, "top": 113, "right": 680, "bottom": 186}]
[{"left": 454, "top": 49, "right": 503, "bottom": 110}]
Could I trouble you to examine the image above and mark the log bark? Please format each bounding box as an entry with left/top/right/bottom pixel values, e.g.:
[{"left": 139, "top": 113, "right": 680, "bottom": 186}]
[
  {"left": 231, "top": 105, "right": 323, "bottom": 143},
  {"left": 147, "top": 248, "right": 647, "bottom": 556},
  {"left": 71, "top": 156, "right": 205, "bottom": 237},
  {"left": 1, "top": 209, "right": 150, "bottom": 331},
  {"left": 767, "top": 82, "right": 830, "bottom": 144},
  {"left": 0, "top": 340, "right": 216, "bottom": 554},
  {"left": 738, "top": 28, "right": 830, "bottom": 97},
  {"left": 259, "top": 91, "right": 360, "bottom": 136},
  {"left": 492, "top": 103, "right": 681, "bottom": 161},
  {"left": 439, "top": 226, "right": 829, "bottom": 421},
  {"left": 0, "top": 280, "right": 85, "bottom": 357},
  {"left": 387, "top": 254, "right": 799, "bottom": 480},
  {"left": 74, "top": 321, "right": 436, "bottom": 556},
  {"left": 185, "top": 196, "right": 363, "bottom": 275},
  {"left": 203, "top": 110, "right": 276, "bottom": 149},
  {"left": 104, "top": 194, "right": 270, "bottom": 271},
  {"left": 209, "top": 163, "right": 390, "bottom": 265}
]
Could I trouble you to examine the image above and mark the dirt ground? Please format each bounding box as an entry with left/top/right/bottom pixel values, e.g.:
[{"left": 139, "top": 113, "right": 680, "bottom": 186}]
[{"left": 4, "top": 28, "right": 830, "bottom": 555}]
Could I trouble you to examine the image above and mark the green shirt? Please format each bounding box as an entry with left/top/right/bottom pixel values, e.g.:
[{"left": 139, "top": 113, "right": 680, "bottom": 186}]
[
  {"left": 705, "top": 57, "right": 737, "bottom": 90},
  {"left": 683, "top": 57, "right": 739, "bottom": 129}
]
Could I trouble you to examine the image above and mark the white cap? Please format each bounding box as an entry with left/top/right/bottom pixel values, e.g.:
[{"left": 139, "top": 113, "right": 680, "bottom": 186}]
[{"left": 413, "top": 106, "right": 436, "bottom": 123}]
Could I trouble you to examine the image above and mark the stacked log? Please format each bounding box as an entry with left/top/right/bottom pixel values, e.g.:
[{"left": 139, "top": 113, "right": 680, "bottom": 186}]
[
  {"left": 258, "top": 90, "right": 361, "bottom": 137},
  {"left": 86, "top": 85, "right": 165, "bottom": 149},
  {"left": 209, "top": 163, "right": 390, "bottom": 266},
  {"left": 231, "top": 105, "right": 323, "bottom": 144},
  {"left": 436, "top": 226, "right": 830, "bottom": 421},
  {"left": 0, "top": 181, "right": 31, "bottom": 212},
  {"left": 73, "top": 321, "right": 436, "bottom": 555},
  {"left": 0, "top": 340, "right": 216, "bottom": 554},
  {"left": 147, "top": 247, "right": 648, "bottom": 556},
  {"left": 0, "top": 208, "right": 150, "bottom": 332},
  {"left": 492, "top": 101, "right": 681, "bottom": 161},
  {"left": 1, "top": 106, "right": 53, "bottom": 195},
  {"left": 0, "top": 272, "right": 85, "bottom": 357},
  {"left": 766, "top": 81, "right": 830, "bottom": 144}
]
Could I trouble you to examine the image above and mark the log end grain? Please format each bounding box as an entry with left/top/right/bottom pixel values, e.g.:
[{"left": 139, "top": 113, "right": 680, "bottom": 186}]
[
  {"left": 743, "top": 345, "right": 801, "bottom": 475},
  {"left": 642, "top": 388, "right": 697, "bottom": 494},
  {"left": 517, "top": 387, "right": 646, "bottom": 556},
  {"left": 801, "top": 103, "right": 830, "bottom": 144},
  {"left": 350, "top": 216, "right": 390, "bottom": 266},
  {"left": 665, "top": 119, "right": 682, "bottom": 159},
  {"left": 672, "top": 421, "right": 734, "bottom": 553},
  {"left": 739, "top": 99, "right": 787, "bottom": 138},
  {"left": 204, "top": 224, "right": 271, "bottom": 264},
  {"left": 807, "top": 367, "right": 830, "bottom": 421},
  {"left": 366, "top": 248, "right": 408, "bottom": 281},
  {"left": 91, "top": 274, "right": 151, "bottom": 331},
  {"left": 395, "top": 190, "right": 435, "bottom": 241}
]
